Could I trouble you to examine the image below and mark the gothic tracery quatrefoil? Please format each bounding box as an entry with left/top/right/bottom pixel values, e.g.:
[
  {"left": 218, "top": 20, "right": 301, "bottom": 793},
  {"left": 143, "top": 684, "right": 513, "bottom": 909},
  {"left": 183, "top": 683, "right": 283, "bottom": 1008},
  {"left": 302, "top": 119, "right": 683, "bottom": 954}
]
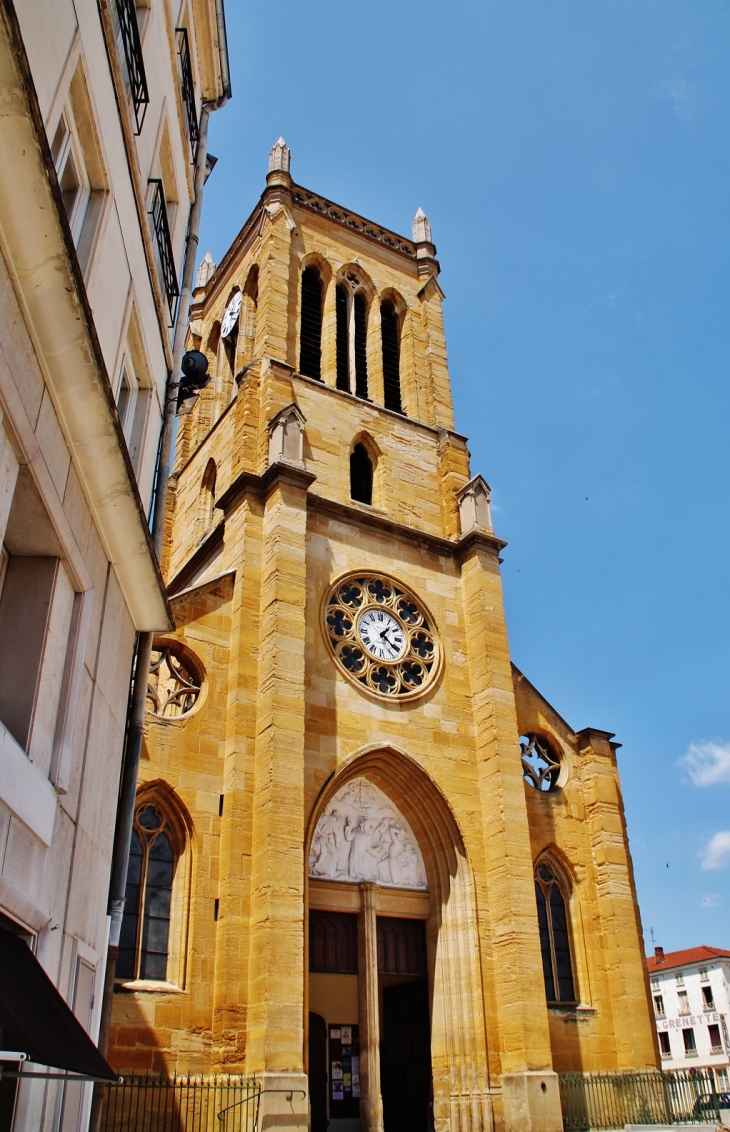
[
  {"left": 520, "top": 733, "right": 563, "bottom": 792},
  {"left": 147, "top": 644, "right": 202, "bottom": 719},
  {"left": 322, "top": 572, "right": 441, "bottom": 702}
]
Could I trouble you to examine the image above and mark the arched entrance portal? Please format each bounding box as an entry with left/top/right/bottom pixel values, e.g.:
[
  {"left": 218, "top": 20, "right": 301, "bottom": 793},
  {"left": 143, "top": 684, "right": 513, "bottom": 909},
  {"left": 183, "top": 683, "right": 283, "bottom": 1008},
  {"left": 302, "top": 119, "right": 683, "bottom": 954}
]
[{"left": 305, "top": 747, "right": 492, "bottom": 1132}]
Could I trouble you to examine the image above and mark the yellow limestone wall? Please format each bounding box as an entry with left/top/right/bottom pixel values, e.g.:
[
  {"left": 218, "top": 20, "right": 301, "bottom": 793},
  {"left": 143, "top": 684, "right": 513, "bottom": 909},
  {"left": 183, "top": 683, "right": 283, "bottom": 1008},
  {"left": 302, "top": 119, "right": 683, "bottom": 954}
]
[{"left": 109, "top": 162, "right": 658, "bottom": 1131}]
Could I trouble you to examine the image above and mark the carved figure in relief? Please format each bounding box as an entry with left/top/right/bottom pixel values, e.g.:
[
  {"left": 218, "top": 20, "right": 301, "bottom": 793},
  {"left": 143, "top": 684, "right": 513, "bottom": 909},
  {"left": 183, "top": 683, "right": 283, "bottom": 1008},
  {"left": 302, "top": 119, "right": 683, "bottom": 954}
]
[
  {"left": 310, "top": 808, "right": 348, "bottom": 878},
  {"left": 308, "top": 776, "right": 427, "bottom": 889}
]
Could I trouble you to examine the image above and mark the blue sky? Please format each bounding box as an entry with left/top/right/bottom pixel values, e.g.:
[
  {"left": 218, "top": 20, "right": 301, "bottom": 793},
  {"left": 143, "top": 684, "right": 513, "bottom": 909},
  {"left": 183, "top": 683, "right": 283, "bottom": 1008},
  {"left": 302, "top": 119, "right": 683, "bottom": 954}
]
[{"left": 197, "top": 1, "right": 730, "bottom": 952}]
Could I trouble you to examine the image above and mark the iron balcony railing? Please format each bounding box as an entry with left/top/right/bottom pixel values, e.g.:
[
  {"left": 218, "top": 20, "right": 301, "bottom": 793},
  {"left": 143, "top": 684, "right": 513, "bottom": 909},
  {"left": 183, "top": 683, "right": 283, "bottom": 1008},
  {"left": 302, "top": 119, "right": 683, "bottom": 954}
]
[
  {"left": 148, "top": 180, "right": 179, "bottom": 323},
  {"left": 115, "top": 0, "right": 149, "bottom": 133},
  {"left": 101, "top": 1073, "right": 261, "bottom": 1132},
  {"left": 176, "top": 28, "right": 200, "bottom": 162},
  {"left": 559, "top": 1068, "right": 718, "bottom": 1131}
]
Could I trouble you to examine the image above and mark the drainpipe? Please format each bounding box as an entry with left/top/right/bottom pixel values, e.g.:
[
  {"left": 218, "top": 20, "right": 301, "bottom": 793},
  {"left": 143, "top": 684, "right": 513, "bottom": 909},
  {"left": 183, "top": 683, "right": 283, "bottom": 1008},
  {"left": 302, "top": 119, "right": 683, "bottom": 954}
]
[{"left": 90, "top": 14, "right": 231, "bottom": 1125}]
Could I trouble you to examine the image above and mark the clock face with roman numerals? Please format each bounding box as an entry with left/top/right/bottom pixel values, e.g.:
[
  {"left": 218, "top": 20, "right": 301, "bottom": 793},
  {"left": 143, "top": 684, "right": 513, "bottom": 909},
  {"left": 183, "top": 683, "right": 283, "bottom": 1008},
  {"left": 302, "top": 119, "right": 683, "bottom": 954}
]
[
  {"left": 323, "top": 572, "right": 441, "bottom": 701},
  {"left": 357, "top": 609, "right": 407, "bottom": 662}
]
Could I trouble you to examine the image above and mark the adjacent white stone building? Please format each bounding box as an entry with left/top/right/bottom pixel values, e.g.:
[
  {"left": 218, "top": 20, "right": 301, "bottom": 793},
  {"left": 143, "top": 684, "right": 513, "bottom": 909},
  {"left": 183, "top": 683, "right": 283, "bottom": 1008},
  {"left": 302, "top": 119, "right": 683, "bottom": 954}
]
[
  {"left": 648, "top": 946, "right": 730, "bottom": 1088},
  {"left": 0, "top": 1, "right": 229, "bottom": 1130}
]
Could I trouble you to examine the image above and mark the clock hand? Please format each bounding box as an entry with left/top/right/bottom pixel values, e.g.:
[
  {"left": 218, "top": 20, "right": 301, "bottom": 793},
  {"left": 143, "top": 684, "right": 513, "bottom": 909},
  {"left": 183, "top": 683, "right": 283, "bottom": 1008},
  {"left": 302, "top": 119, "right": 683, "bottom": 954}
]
[{"left": 380, "top": 628, "right": 399, "bottom": 652}]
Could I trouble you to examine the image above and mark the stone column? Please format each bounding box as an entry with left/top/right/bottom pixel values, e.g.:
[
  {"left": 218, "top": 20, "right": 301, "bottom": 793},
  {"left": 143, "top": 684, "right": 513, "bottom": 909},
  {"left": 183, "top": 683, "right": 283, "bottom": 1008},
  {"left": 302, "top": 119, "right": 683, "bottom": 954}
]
[
  {"left": 358, "top": 885, "right": 383, "bottom": 1132},
  {"left": 243, "top": 462, "right": 314, "bottom": 1130},
  {"left": 459, "top": 536, "right": 563, "bottom": 1132},
  {"left": 576, "top": 728, "right": 658, "bottom": 1070}
]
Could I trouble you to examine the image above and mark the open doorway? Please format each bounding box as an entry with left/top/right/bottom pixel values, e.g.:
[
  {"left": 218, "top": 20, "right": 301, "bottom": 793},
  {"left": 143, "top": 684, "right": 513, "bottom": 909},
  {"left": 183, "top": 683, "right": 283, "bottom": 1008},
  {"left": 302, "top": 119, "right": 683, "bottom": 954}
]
[
  {"left": 378, "top": 917, "right": 432, "bottom": 1132},
  {"left": 308, "top": 910, "right": 360, "bottom": 1132},
  {"left": 308, "top": 1013, "right": 328, "bottom": 1132}
]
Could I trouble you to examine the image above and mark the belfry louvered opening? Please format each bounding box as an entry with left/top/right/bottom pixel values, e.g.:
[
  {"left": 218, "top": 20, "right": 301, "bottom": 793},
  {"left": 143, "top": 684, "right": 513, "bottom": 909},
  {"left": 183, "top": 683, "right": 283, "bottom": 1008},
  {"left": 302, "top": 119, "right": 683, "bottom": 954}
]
[
  {"left": 381, "top": 301, "right": 402, "bottom": 413},
  {"left": 300, "top": 266, "right": 323, "bottom": 380},
  {"left": 354, "top": 294, "right": 368, "bottom": 398},
  {"left": 335, "top": 278, "right": 369, "bottom": 398},
  {"left": 336, "top": 284, "right": 348, "bottom": 391}
]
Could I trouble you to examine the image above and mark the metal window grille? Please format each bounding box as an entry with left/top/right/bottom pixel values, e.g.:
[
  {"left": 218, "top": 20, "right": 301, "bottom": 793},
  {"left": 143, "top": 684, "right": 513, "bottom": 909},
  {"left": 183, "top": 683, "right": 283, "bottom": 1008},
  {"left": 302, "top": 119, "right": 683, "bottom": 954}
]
[
  {"left": 116, "top": 0, "right": 149, "bottom": 133},
  {"left": 559, "top": 1068, "right": 719, "bottom": 1131},
  {"left": 148, "top": 180, "right": 179, "bottom": 323},
  {"left": 176, "top": 28, "right": 200, "bottom": 163},
  {"left": 100, "top": 1073, "right": 261, "bottom": 1132}
]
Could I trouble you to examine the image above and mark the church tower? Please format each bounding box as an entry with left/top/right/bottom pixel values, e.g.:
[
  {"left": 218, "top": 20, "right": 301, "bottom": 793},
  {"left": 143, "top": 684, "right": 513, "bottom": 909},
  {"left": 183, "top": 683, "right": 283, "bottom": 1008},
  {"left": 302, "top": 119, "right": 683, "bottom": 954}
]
[{"left": 109, "top": 141, "right": 657, "bottom": 1132}]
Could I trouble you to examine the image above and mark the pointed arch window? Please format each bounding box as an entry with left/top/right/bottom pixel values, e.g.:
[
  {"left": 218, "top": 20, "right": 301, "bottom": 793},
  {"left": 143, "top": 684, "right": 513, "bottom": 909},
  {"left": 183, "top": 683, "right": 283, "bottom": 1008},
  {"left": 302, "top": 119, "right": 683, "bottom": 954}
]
[
  {"left": 300, "top": 266, "right": 323, "bottom": 380},
  {"left": 350, "top": 443, "right": 373, "bottom": 505},
  {"left": 241, "top": 264, "right": 259, "bottom": 368},
  {"left": 535, "top": 861, "right": 576, "bottom": 1004},
  {"left": 199, "top": 458, "right": 216, "bottom": 529},
  {"left": 381, "top": 301, "right": 402, "bottom": 413},
  {"left": 118, "top": 803, "right": 178, "bottom": 982},
  {"left": 335, "top": 277, "right": 368, "bottom": 398}
]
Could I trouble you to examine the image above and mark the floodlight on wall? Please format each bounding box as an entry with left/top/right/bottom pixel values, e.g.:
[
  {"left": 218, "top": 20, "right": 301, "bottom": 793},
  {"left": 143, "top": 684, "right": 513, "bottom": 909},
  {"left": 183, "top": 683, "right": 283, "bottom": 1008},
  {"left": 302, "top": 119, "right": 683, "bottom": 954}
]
[{"left": 176, "top": 350, "right": 210, "bottom": 415}]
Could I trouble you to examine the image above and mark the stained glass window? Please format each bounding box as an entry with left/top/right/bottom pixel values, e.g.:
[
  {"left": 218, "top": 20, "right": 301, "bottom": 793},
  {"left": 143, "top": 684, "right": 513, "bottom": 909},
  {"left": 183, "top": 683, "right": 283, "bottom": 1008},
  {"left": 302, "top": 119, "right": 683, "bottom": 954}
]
[
  {"left": 535, "top": 861, "right": 576, "bottom": 1004},
  {"left": 118, "top": 803, "right": 176, "bottom": 982}
]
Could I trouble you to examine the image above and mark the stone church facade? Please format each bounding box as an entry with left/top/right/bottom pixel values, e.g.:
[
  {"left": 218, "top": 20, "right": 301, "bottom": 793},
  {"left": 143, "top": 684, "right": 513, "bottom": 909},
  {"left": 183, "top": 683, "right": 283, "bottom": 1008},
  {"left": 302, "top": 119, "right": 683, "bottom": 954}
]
[{"left": 108, "top": 140, "right": 658, "bottom": 1132}]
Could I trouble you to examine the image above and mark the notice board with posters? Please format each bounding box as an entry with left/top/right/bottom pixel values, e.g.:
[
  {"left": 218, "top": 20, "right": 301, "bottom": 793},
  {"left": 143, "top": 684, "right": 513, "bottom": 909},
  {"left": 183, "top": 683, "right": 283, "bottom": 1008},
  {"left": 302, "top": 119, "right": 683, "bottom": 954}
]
[{"left": 328, "top": 1024, "right": 360, "bottom": 1118}]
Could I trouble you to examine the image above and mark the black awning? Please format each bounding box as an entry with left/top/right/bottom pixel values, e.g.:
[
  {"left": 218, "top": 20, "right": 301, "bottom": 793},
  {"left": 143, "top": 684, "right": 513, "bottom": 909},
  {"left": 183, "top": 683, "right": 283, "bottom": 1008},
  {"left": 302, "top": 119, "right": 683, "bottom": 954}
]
[{"left": 0, "top": 925, "right": 116, "bottom": 1081}]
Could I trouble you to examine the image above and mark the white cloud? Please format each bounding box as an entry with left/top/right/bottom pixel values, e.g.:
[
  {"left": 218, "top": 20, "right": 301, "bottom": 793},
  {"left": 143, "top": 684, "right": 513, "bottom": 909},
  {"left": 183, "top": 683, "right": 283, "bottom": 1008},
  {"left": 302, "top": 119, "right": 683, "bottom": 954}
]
[
  {"left": 701, "top": 832, "right": 730, "bottom": 871},
  {"left": 702, "top": 894, "right": 722, "bottom": 908},
  {"left": 680, "top": 741, "right": 730, "bottom": 786}
]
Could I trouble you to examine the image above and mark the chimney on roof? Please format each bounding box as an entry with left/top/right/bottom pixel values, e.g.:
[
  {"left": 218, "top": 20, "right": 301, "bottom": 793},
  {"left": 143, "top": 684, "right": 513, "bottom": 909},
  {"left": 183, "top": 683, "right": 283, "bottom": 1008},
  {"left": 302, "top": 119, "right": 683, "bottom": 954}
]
[{"left": 655, "top": 946, "right": 665, "bottom": 962}]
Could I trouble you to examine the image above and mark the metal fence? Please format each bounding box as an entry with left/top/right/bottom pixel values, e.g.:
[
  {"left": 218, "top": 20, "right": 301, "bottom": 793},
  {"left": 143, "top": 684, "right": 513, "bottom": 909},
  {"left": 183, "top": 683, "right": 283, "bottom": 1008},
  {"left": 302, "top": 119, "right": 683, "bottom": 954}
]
[
  {"left": 559, "top": 1068, "right": 720, "bottom": 1131},
  {"left": 100, "top": 1074, "right": 261, "bottom": 1132}
]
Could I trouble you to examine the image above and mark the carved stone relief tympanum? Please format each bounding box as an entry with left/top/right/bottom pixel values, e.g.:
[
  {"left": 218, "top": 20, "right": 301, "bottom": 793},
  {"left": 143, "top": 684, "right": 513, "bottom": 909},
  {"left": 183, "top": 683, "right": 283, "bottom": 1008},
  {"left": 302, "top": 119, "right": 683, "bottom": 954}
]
[{"left": 309, "top": 777, "right": 427, "bottom": 890}]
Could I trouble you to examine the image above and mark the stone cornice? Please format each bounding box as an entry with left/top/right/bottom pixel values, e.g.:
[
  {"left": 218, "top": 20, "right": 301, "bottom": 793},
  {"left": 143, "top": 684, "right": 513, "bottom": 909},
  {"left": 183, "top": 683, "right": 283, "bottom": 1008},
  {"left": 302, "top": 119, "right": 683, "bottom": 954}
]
[
  {"left": 216, "top": 460, "right": 317, "bottom": 514},
  {"left": 290, "top": 369, "right": 468, "bottom": 445},
  {"left": 166, "top": 520, "right": 225, "bottom": 596},
  {"left": 308, "top": 493, "right": 506, "bottom": 559},
  {"left": 213, "top": 460, "right": 506, "bottom": 559},
  {"left": 291, "top": 185, "right": 420, "bottom": 263},
  {"left": 197, "top": 198, "right": 266, "bottom": 308}
]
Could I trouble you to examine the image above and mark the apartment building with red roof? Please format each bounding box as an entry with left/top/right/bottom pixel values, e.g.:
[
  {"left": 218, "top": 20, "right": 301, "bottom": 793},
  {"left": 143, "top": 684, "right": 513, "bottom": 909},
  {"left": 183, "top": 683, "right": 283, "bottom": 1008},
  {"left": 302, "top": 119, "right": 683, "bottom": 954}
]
[{"left": 647, "top": 945, "right": 730, "bottom": 1085}]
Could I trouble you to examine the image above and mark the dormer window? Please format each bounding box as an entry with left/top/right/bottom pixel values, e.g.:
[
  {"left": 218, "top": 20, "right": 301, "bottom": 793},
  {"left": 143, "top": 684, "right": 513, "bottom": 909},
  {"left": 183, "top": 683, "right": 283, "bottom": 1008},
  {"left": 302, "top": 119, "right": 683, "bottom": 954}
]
[{"left": 335, "top": 274, "right": 368, "bottom": 398}]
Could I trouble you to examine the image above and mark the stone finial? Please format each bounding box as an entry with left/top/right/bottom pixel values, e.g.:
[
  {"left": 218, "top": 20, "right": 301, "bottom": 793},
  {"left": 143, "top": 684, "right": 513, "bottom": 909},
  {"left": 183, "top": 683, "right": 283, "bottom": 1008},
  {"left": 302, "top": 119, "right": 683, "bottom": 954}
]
[
  {"left": 412, "top": 207, "right": 432, "bottom": 244},
  {"left": 269, "top": 137, "right": 291, "bottom": 174},
  {"left": 268, "top": 403, "right": 306, "bottom": 468},
  {"left": 457, "top": 475, "right": 493, "bottom": 536},
  {"left": 195, "top": 251, "right": 216, "bottom": 290}
]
